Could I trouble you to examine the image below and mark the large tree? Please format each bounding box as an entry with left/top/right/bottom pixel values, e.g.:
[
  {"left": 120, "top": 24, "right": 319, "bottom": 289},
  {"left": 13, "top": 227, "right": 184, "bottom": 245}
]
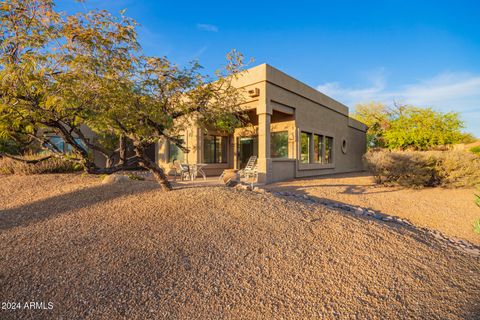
[
  {"left": 352, "top": 102, "right": 467, "bottom": 150},
  {"left": 0, "top": 0, "right": 246, "bottom": 191}
]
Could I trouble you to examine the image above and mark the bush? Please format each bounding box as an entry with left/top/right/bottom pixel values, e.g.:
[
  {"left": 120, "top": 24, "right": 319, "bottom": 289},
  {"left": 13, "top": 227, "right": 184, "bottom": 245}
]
[
  {"left": 364, "top": 150, "right": 480, "bottom": 188},
  {"left": 470, "top": 146, "right": 480, "bottom": 156},
  {"left": 0, "top": 156, "right": 82, "bottom": 175}
]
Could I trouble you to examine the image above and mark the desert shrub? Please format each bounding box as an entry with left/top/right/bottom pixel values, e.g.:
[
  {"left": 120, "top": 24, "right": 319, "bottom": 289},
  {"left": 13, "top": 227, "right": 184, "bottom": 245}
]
[
  {"left": 0, "top": 156, "right": 82, "bottom": 175},
  {"left": 474, "top": 218, "right": 480, "bottom": 235},
  {"left": 470, "top": 146, "right": 480, "bottom": 156},
  {"left": 364, "top": 150, "right": 480, "bottom": 188},
  {"left": 435, "top": 151, "right": 480, "bottom": 187}
]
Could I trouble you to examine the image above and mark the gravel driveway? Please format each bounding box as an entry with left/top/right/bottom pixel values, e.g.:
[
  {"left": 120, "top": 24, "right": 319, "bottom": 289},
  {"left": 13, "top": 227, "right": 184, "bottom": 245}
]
[{"left": 1, "top": 174, "right": 479, "bottom": 319}]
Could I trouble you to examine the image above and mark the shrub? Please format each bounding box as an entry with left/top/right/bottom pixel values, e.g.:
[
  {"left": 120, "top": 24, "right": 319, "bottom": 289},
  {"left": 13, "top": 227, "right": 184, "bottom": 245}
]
[
  {"left": 364, "top": 150, "right": 480, "bottom": 188},
  {"left": 470, "top": 146, "right": 480, "bottom": 156},
  {"left": 0, "top": 156, "right": 82, "bottom": 175},
  {"left": 474, "top": 218, "right": 480, "bottom": 235}
]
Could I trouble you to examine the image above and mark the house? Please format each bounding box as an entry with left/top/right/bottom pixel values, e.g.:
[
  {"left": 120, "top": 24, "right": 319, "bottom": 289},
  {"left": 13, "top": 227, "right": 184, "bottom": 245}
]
[{"left": 157, "top": 64, "right": 367, "bottom": 183}]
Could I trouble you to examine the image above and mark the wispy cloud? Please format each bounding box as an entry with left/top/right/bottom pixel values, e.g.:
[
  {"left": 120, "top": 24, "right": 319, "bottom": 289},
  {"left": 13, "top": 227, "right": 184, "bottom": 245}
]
[
  {"left": 196, "top": 23, "right": 219, "bottom": 32},
  {"left": 316, "top": 71, "right": 480, "bottom": 136}
]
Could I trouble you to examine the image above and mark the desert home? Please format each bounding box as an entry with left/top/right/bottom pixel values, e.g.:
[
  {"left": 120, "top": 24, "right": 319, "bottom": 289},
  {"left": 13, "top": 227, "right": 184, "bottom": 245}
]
[{"left": 157, "top": 64, "right": 367, "bottom": 183}]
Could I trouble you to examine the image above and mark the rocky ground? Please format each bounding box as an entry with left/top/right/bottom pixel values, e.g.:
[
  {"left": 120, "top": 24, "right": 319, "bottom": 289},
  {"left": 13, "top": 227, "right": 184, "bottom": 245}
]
[
  {"left": 1, "top": 174, "right": 479, "bottom": 319},
  {"left": 267, "top": 172, "right": 480, "bottom": 245}
]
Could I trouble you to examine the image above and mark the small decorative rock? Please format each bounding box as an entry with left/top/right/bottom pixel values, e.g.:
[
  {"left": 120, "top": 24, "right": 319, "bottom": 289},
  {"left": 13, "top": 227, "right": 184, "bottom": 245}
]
[
  {"left": 102, "top": 174, "right": 130, "bottom": 184},
  {"left": 354, "top": 208, "right": 363, "bottom": 215}
]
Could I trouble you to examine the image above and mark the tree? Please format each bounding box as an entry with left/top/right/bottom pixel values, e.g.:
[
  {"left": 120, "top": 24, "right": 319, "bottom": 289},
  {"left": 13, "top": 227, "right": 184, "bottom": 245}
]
[
  {"left": 352, "top": 102, "right": 467, "bottom": 150},
  {"left": 0, "top": 0, "right": 246, "bottom": 191},
  {"left": 351, "top": 102, "right": 392, "bottom": 148},
  {"left": 384, "top": 107, "right": 464, "bottom": 150}
]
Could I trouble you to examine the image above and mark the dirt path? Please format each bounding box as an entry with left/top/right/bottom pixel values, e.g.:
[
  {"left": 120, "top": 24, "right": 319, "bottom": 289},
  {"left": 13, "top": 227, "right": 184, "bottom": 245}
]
[
  {"left": 1, "top": 174, "right": 479, "bottom": 319},
  {"left": 267, "top": 172, "right": 480, "bottom": 245}
]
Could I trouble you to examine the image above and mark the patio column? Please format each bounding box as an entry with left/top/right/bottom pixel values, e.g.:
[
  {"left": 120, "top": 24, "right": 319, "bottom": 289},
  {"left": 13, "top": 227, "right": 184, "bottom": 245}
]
[{"left": 257, "top": 111, "right": 272, "bottom": 184}]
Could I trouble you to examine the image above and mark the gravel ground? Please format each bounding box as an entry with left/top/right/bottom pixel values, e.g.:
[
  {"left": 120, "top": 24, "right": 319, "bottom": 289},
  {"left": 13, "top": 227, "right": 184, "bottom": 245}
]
[
  {"left": 267, "top": 172, "right": 480, "bottom": 245},
  {"left": 1, "top": 174, "right": 479, "bottom": 319}
]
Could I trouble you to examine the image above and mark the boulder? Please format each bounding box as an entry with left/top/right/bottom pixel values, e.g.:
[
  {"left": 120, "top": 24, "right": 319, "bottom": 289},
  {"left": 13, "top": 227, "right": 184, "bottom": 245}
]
[{"left": 102, "top": 174, "right": 130, "bottom": 184}]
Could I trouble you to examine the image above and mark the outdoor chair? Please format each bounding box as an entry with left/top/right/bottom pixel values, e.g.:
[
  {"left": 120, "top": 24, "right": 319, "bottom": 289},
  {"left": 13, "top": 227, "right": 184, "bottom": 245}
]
[
  {"left": 238, "top": 156, "right": 257, "bottom": 179},
  {"left": 173, "top": 160, "right": 190, "bottom": 181},
  {"left": 190, "top": 163, "right": 207, "bottom": 181}
]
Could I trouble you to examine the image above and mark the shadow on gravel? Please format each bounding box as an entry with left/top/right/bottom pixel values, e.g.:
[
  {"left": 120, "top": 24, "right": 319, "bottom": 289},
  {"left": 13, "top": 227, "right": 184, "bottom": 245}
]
[
  {"left": 265, "top": 185, "right": 448, "bottom": 248},
  {"left": 0, "top": 181, "right": 160, "bottom": 232}
]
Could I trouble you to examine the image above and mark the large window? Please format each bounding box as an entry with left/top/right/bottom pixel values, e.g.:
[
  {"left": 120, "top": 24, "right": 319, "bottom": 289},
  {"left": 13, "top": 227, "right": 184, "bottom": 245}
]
[
  {"left": 168, "top": 136, "right": 185, "bottom": 163},
  {"left": 203, "top": 135, "right": 227, "bottom": 163},
  {"left": 300, "top": 132, "right": 310, "bottom": 163},
  {"left": 325, "top": 136, "right": 333, "bottom": 164},
  {"left": 271, "top": 131, "right": 289, "bottom": 158},
  {"left": 313, "top": 134, "right": 324, "bottom": 163},
  {"left": 48, "top": 136, "right": 86, "bottom": 153},
  {"left": 300, "top": 132, "right": 333, "bottom": 164}
]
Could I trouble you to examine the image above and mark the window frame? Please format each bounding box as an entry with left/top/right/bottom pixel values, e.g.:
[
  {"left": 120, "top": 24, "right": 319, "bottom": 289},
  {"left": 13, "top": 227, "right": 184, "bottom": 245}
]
[
  {"left": 297, "top": 129, "right": 335, "bottom": 168},
  {"left": 270, "top": 130, "right": 289, "bottom": 159},
  {"left": 168, "top": 135, "right": 185, "bottom": 163},
  {"left": 203, "top": 134, "right": 228, "bottom": 164}
]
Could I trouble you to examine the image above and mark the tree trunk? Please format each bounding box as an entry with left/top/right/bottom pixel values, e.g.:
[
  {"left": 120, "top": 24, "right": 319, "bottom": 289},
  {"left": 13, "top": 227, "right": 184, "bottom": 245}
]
[
  {"left": 134, "top": 144, "right": 172, "bottom": 191},
  {"left": 119, "top": 135, "right": 126, "bottom": 165}
]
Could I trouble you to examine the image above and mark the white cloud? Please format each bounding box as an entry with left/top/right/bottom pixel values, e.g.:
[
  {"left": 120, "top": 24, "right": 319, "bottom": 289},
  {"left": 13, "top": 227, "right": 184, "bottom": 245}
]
[
  {"left": 316, "top": 71, "right": 480, "bottom": 136},
  {"left": 196, "top": 23, "right": 219, "bottom": 32}
]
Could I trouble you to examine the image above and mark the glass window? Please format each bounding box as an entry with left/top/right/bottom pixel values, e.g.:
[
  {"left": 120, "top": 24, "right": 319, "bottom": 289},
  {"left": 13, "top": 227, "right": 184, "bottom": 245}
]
[
  {"left": 313, "top": 134, "right": 323, "bottom": 163},
  {"left": 203, "top": 135, "right": 227, "bottom": 163},
  {"left": 325, "top": 136, "right": 334, "bottom": 163},
  {"left": 169, "top": 135, "right": 185, "bottom": 163},
  {"left": 48, "top": 136, "right": 65, "bottom": 152},
  {"left": 271, "top": 131, "right": 288, "bottom": 158},
  {"left": 300, "top": 132, "right": 310, "bottom": 163}
]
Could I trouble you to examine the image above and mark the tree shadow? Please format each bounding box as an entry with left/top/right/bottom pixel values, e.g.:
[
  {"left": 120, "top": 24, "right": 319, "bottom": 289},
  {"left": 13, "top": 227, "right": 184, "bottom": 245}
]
[{"left": 0, "top": 181, "right": 160, "bottom": 232}]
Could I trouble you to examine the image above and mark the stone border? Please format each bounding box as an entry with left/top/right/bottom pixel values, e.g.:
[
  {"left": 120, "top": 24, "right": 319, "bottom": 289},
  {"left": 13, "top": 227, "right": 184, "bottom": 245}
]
[{"left": 233, "top": 183, "right": 480, "bottom": 257}]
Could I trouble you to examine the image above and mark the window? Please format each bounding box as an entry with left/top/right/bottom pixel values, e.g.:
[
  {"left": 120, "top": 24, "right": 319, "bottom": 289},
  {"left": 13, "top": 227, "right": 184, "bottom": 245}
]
[
  {"left": 299, "top": 132, "right": 334, "bottom": 164},
  {"left": 300, "top": 132, "right": 310, "bottom": 163},
  {"left": 325, "top": 136, "right": 333, "bottom": 163},
  {"left": 48, "top": 136, "right": 86, "bottom": 153},
  {"left": 168, "top": 136, "right": 185, "bottom": 163},
  {"left": 271, "top": 131, "right": 289, "bottom": 158},
  {"left": 203, "top": 135, "right": 227, "bottom": 163},
  {"left": 313, "top": 134, "right": 324, "bottom": 163}
]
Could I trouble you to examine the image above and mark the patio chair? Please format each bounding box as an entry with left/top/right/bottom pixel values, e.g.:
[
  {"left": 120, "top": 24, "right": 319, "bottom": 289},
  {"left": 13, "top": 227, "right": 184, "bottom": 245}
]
[
  {"left": 172, "top": 160, "right": 190, "bottom": 181},
  {"left": 238, "top": 156, "right": 257, "bottom": 179},
  {"left": 190, "top": 163, "right": 207, "bottom": 181}
]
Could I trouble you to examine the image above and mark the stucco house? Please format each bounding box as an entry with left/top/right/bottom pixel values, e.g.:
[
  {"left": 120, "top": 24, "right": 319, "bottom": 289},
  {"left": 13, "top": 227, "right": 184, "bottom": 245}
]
[{"left": 156, "top": 64, "right": 367, "bottom": 184}]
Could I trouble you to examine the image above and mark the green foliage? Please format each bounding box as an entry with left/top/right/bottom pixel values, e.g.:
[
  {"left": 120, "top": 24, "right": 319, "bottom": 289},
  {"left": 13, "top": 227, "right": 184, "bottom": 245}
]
[
  {"left": 351, "top": 102, "right": 391, "bottom": 148},
  {"left": 0, "top": 0, "right": 247, "bottom": 186},
  {"left": 470, "top": 146, "right": 480, "bottom": 156},
  {"left": 0, "top": 138, "right": 22, "bottom": 154},
  {"left": 474, "top": 218, "right": 480, "bottom": 235},
  {"left": 352, "top": 102, "right": 468, "bottom": 150},
  {"left": 364, "top": 149, "right": 480, "bottom": 188}
]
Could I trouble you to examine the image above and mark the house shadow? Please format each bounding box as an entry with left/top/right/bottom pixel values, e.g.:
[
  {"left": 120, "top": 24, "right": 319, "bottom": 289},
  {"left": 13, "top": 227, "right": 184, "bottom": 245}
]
[{"left": 0, "top": 181, "right": 160, "bottom": 232}]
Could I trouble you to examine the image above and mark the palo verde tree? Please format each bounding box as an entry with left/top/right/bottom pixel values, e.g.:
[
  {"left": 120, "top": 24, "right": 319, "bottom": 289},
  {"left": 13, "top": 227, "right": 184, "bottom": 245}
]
[{"left": 0, "top": 0, "right": 247, "bottom": 191}]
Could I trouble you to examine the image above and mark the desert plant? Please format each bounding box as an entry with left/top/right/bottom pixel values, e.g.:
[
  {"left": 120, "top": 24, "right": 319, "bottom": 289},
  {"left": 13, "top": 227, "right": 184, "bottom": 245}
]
[
  {"left": 364, "top": 149, "right": 480, "bottom": 188},
  {"left": 470, "top": 146, "right": 480, "bottom": 156},
  {"left": 474, "top": 218, "right": 480, "bottom": 235},
  {"left": 0, "top": 155, "right": 82, "bottom": 175}
]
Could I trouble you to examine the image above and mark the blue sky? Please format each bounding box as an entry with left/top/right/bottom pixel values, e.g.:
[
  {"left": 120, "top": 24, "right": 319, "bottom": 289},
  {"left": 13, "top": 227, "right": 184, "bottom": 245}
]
[{"left": 58, "top": 0, "right": 480, "bottom": 136}]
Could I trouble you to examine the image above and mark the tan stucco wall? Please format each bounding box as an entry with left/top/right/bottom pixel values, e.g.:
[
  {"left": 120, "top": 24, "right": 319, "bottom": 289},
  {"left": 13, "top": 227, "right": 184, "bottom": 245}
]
[{"left": 156, "top": 63, "right": 367, "bottom": 182}]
